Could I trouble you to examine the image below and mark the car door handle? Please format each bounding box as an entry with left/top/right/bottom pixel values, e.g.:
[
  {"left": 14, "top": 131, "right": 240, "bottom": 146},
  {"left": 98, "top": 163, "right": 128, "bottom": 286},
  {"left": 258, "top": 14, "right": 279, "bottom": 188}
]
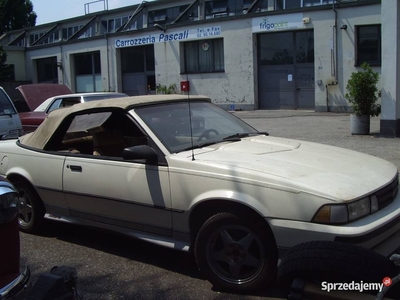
[{"left": 67, "top": 165, "right": 82, "bottom": 172}]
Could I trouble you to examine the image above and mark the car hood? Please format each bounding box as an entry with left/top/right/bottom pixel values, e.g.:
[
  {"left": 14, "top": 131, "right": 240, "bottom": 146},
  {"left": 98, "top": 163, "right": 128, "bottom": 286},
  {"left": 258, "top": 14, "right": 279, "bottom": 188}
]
[
  {"left": 16, "top": 84, "right": 72, "bottom": 111},
  {"left": 178, "top": 135, "right": 397, "bottom": 201}
]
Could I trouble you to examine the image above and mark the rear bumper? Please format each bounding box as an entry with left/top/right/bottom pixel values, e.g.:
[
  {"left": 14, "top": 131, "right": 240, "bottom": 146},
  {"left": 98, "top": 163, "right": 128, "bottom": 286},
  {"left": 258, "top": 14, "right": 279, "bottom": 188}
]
[{"left": 269, "top": 190, "right": 400, "bottom": 259}]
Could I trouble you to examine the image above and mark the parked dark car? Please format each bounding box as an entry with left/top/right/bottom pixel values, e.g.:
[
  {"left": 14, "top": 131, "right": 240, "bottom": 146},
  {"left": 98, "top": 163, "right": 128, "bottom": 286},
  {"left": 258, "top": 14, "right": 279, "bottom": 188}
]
[
  {"left": 0, "top": 176, "right": 30, "bottom": 299},
  {"left": 0, "top": 176, "right": 83, "bottom": 299}
]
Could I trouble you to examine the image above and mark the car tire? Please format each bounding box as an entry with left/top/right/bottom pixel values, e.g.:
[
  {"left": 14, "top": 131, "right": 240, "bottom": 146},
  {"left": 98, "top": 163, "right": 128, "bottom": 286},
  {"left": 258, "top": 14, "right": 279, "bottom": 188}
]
[
  {"left": 13, "top": 179, "right": 45, "bottom": 233},
  {"left": 194, "top": 212, "right": 277, "bottom": 292},
  {"left": 277, "top": 240, "right": 400, "bottom": 293}
]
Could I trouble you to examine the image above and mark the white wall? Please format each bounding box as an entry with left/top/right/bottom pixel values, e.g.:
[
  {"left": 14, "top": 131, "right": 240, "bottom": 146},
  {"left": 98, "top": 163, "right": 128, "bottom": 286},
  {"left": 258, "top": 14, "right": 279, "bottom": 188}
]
[
  {"left": 310, "top": 4, "right": 381, "bottom": 112},
  {"left": 153, "top": 18, "right": 255, "bottom": 110},
  {"left": 6, "top": 49, "right": 27, "bottom": 81},
  {"left": 25, "top": 39, "right": 111, "bottom": 92}
]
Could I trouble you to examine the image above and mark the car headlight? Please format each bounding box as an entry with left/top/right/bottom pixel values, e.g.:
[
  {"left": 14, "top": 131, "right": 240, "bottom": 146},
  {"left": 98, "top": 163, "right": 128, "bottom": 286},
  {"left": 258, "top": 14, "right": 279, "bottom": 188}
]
[
  {"left": 312, "top": 196, "right": 379, "bottom": 224},
  {"left": 0, "top": 186, "right": 19, "bottom": 225}
]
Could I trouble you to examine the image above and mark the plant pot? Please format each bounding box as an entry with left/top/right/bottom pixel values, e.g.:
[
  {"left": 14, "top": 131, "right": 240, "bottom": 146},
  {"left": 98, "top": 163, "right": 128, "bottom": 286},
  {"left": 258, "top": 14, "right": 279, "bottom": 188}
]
[{"left": 350, "top": 114, "right": 370, "bottom": 135}]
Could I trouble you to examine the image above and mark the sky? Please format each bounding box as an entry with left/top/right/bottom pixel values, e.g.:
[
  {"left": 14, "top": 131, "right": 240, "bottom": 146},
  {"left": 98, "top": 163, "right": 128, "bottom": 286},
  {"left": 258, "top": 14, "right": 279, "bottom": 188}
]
[{"left": 31, "top": 0, "right": 155, "bottom": 25}]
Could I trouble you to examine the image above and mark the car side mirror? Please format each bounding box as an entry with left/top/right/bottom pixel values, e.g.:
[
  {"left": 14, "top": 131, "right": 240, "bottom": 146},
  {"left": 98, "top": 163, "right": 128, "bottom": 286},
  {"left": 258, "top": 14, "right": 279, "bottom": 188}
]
[{"left": 123, "top": 145, "right": 158, "bottom": 162}]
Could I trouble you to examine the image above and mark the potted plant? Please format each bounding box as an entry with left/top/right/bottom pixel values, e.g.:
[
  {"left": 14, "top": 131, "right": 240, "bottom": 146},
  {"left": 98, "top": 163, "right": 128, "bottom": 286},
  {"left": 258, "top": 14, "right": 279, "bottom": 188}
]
[{"left": 345, "top": 62, "right": 380, "bottom": 135}]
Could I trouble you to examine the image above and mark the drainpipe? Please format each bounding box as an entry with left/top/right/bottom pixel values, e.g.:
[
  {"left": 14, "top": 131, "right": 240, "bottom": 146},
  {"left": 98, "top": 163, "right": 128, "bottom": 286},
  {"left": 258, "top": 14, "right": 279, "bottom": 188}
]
[
  {"left": 326, "top": 84, "right": 329, "bottom": 112},
  {"left": 331, "top": 1, "right": 338, "bottom": 84},
  {"left": 59, "top": 43, "right": 64, "bottom": 84},
  {"left": 105, "top": 32, "right": 111, "bottom": 91},
  {"left": 326, "top": 1, "right": 340, "bottom": 112}
]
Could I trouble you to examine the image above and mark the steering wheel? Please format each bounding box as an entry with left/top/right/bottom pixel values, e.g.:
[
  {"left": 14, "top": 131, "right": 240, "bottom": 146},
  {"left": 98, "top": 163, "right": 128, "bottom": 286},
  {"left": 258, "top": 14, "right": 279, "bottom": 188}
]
[{"left": 197, "top": 129, "right": 219, "bottom": 141}]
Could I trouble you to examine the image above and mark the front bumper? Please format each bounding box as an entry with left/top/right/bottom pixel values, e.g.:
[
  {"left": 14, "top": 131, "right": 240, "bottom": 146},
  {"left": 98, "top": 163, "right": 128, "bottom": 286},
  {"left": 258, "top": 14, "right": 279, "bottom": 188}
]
[{"left": 268, "top": 189, "right": 400, "bottom": 259}]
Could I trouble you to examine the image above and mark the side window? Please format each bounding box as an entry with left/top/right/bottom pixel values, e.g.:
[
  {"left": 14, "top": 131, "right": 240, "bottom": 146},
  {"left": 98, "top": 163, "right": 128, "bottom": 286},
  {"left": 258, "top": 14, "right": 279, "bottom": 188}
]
[
  {"left": 47, "top": 97, "right": 81, "bottom": 114},
  {"left": 46, "top": 99, "right": 62, "bottom": 113},
  {"left": 52, "top": 111, "right": 148, "bottom": 157},
  {"left": 59, "top": 97, "right": 81, "bottom": 109}
]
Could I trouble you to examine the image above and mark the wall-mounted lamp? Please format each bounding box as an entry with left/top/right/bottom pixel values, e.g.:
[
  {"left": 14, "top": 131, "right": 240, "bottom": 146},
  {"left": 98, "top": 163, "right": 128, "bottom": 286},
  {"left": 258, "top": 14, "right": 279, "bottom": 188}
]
[
  {"left": 154, "top": 23, "right": 166, "bottom": 32},
  {"left": 340, "top": 25, "right": 347, "bottom": 30},
  {"left": 57, "top": 61, "right": 63, "bottom": 70}
]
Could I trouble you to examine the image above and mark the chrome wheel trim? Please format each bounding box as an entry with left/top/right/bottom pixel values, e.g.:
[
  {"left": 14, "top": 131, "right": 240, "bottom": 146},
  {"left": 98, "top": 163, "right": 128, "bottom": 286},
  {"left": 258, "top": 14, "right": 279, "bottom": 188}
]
[
  {"left": 18, "top": 189, "right": 33, "bottom": 227},
  {"left": 205, "top": 224, "right": 265, "bottom": 285}
]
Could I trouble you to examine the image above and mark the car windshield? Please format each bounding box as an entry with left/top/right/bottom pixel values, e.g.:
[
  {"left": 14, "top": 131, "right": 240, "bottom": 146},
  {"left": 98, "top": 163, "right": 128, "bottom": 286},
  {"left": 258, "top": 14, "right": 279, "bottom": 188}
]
[{"left": 135, "top": 101, "right": 260, "bottom": 153}]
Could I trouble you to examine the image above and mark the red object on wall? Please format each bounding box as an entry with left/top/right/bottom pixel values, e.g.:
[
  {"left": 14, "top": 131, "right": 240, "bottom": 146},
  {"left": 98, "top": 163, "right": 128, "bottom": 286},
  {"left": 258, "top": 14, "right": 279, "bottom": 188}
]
[{"left": 180, "top": 81, "right": 190, "bottom": 92}]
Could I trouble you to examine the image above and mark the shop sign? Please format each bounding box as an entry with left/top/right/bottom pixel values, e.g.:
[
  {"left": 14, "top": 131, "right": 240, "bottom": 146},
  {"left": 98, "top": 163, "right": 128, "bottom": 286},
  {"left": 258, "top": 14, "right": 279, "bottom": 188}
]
[
  {"left": 252, "top": 13, "right": 304, "bottom": 33},
  {"left": 115, "top": 26, "right": 222, "bottom": 48}
]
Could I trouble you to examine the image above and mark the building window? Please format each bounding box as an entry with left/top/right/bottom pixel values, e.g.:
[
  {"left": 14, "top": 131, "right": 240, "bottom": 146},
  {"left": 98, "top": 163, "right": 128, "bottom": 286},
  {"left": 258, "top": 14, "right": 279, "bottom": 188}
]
[
  {"left": 0, "top": 64, "right": 15, "bottom": 81},
  {"left": 74, "top": 51, "right": 101, "bottom": 92},
  {"left": 356, "top": 24, "right": 381, "bottom": 66},
  {"left": 148, "top": 5, "right": 188, "bottom": 26},
  {"left": 251, "top": 0, "right": 334, "bottom": 12},
  {"left": 37, "top": 31, "right": 60, "bottom": 45},
  {"left": 205, "top": 0, "right": 228, "bottom": 18},
  {"left": 62, "top": 25, "right": 83, "bottom": 40},
  {"left": 176, "top": 4, "right": 199, "bottom": 22},
  {"left": 15, "top": 39, "right": 26, "bottom": 47},
  {"left": 121, "top": 45, "right": 155, "bottom": 73},
  {"left": 258, "top": 32, "right": 293, "bottom": 65},
  {"left": 78, "top": 24, "right": 96, "bottom": 39},
  {"left": 183, "top": 38, "right": 224, "bottom": 73},
  {"left": 101, "top": 16, "right": 130, "bottom": 33},
  {"left": 37, "top": 57, "right": 58, "bottom": 83},
  {"left": 29, "top": 32, "right": 44, "bottom": 45},
  {"left": 295, "top": 31, "right": 314, "bottom": 63},
  {"left": 205, "top": 0, "right": 254, "bottom": 16}
]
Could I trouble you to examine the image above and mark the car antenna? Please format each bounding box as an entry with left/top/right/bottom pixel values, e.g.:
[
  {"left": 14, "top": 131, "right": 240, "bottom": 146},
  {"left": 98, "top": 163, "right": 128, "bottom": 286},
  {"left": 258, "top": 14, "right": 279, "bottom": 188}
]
[{"left": 186, "top": 74, "right": 195, "bottom": 161}]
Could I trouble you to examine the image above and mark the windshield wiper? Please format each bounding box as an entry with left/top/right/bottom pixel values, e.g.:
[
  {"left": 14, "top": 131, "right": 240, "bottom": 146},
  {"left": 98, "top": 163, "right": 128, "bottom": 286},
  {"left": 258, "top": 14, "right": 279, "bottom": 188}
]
[
  {"left": 223, "top": 131, "right": 269, "bottom": 141},
  {"left": 223, "top": 133, "right": 250, "bottom": 141}
]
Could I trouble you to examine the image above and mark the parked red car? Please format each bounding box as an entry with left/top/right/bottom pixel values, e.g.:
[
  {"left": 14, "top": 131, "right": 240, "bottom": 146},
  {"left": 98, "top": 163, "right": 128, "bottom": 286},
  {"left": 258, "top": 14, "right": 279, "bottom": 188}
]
[{"left": 14, "top": 84, "right": 73, "bottom": 134}]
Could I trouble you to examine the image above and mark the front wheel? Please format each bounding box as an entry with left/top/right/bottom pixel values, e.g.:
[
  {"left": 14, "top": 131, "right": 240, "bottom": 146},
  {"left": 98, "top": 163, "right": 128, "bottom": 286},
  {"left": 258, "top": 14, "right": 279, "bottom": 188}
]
[
  {"left": 13, "top": 179, "right": 45, "bottom": 233},
  {"left": 194, "top": 212, "right": 277, "bottom": 292}
]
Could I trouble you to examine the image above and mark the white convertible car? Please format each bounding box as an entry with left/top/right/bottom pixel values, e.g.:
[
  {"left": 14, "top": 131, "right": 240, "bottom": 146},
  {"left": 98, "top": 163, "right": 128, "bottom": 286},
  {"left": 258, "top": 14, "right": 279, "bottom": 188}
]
[{"left": 0, "top": 95, "right": 399, "bottom": 292}]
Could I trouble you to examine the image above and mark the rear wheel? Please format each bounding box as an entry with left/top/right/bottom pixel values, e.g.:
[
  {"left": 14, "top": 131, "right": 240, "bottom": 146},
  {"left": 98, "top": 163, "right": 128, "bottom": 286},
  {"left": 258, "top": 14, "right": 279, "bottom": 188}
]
[
  {"left": 13, "top": 179, "right": 45, "bottom": 233},
  {"left": 194, "top": 212, "right": 277, "bottom": 292}
]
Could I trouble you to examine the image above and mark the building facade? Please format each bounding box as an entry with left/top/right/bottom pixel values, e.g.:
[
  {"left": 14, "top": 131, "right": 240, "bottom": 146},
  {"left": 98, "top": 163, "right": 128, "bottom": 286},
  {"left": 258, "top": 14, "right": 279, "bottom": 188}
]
[{"left": 1, "top": 0, "right": 399, "bottom": 135}]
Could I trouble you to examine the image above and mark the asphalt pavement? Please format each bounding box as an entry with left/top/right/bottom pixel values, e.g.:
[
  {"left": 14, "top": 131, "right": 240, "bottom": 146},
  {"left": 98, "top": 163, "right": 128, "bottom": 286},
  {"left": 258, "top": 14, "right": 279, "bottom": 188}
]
[{"left": 20, "top": 110, "right": 400, "bottom": 300}]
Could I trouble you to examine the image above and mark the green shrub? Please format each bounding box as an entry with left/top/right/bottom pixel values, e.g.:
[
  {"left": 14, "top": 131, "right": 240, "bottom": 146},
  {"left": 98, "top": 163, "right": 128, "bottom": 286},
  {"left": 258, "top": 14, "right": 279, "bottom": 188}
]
[{"left": 345, "top": 62, "right": 380, "bottom": 116}]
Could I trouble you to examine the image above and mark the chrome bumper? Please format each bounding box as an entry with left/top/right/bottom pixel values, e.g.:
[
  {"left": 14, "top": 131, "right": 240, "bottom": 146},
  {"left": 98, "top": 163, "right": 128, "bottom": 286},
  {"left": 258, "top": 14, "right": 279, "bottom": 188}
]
[{"left": 0, "top": 266, "right": 30, "bottom": 300}]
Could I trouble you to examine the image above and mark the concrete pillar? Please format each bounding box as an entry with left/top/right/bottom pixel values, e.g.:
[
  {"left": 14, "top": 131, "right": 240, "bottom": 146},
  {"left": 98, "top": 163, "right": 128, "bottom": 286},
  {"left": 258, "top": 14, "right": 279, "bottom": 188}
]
[{"left": 380, "top": 0, "right": 400, "bottom": 137}]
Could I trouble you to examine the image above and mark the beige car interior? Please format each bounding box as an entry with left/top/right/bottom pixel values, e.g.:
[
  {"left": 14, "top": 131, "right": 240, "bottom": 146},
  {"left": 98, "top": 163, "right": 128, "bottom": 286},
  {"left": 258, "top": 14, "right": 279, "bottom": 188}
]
[{"left": 56, "top": 111, "right": 148, "bottom": 158}]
